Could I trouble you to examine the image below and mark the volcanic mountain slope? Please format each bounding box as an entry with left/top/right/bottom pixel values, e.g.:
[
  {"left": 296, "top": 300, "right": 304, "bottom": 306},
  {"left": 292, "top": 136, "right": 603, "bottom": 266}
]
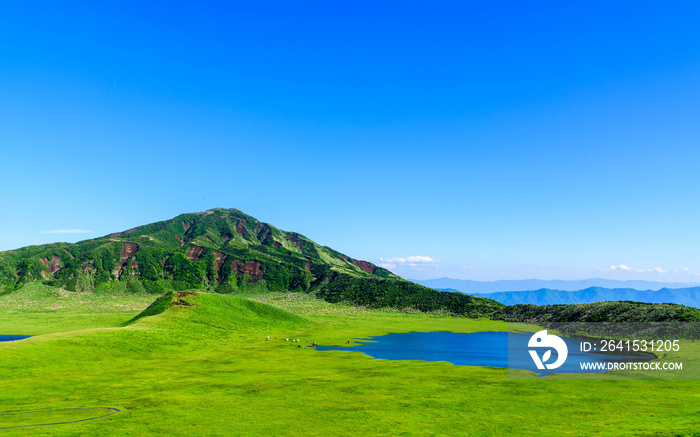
[{"left": 0, "top": 208, "right": 503, "bottom": 317}]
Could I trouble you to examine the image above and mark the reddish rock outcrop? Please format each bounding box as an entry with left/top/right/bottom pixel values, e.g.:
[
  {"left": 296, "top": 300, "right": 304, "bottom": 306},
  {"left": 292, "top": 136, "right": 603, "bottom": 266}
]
[
  {"left": 49, "top": 255, "right": 61, "bottom": 274},
  {"left": 182, "top": 221, "right": 190, "bottom": 232},
  {"left": 305, "top": 262, "right": 312, "bottom": 272},
  {"left": 353, "top": 260, "right": 376, "bottom": 274},
  {"left": 40, "top": 256, "right": 61, "bottom": 273},
  {"left": 174, "top": 234, "right": 185, "bottom": 245},
  {"left": 214, "top": 251, "right": 226, "bottom": 271},
  {"left": 236, "top": 221, "right": 246, "bottom": 235},
  {"left": 186, "top": 245, "right": 204, "bottom": 261},
  {"left": 111, "top": 227, "right": 140, "bottom": 238},
  {"left": 289, "top": 234, "right": 304, "bottom": 248},
  {"left": 39, "top": 255, "right": 62, "bottom": 273},
  {"left": 112, "top": 262, "right": 125, "bottom": 279},
  {"left": 273, "top": 241, "right": 281, "bottom": 249},
  {"left": 63, "top": 249, "right": 75, "bottom": 259},
  {"left": 231, "top": 260, "right": 264, "bottom": 282},
  {"left": 82, "top": 262, "right": 96, "bottom": 275},
  {"left": 241, "top": 261, "right": 264, "bottom": 281},
  {"left": 120, "top": 243, "right": 139, "bottom": 261}
]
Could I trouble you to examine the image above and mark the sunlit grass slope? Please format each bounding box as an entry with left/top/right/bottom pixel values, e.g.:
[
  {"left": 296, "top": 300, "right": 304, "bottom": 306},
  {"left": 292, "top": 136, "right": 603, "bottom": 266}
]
[
  {"left": 0, "top": 282, "right": 153, "bottom": 335},
  {"left": 0, "top": 290, "right": 699, "bottom": 436}
]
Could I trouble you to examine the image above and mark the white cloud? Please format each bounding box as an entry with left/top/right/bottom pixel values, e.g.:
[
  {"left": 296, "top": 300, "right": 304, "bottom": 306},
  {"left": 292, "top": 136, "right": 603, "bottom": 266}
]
[
  {"left": 41, "top": 229, "right": 93, "bottom": 234},
  {"left": 381, "top": 256, "right": 439, "bottom": 264},
  {"left": 670, "top": 267, "right": 700, "bottom": 276},
  {"left": 379, "top": 256, "right": 440, "bottom": 271},
  {"left": 599, "top": 264, "right": 649, "bottom": 273},
  {"left": 599, "top": 264, "right": 678, "bottom": 275}
]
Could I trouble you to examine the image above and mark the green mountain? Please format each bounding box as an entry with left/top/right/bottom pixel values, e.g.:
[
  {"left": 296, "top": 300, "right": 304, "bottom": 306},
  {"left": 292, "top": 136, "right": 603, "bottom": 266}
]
[{"left": 0, "top": 208, "right": 503, "bottom": 317}]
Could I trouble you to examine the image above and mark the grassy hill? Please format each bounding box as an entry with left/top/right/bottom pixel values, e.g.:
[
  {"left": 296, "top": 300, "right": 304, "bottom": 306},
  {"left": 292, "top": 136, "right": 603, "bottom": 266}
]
[
  {"left": 492, "top": 301, "right": 700, "bottom": 338},
  {"left": 492, "top": 301, "right": 700, "bottom": 323},
  {"left": 0, "top": 208, "right": 502, "bottom": 317},
  {"left": 125, "top": 291, "right": 310, "bottom": 331}
]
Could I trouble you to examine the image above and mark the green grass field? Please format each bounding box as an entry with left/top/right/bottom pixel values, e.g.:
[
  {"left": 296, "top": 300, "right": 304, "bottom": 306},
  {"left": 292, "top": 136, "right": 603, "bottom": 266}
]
[{"left": 1, "top": 285, "right": 699, "bottom": 436}]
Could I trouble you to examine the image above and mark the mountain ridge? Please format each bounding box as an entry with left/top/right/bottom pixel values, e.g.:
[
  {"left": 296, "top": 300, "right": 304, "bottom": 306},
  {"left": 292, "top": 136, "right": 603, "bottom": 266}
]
[{"left": 0, "top": 208, "right": 503, "bottom": 317}]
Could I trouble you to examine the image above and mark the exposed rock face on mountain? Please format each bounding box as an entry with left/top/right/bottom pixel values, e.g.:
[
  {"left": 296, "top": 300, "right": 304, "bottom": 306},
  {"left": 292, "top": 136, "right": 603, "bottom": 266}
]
[{"left": 0, "top": 208, "right": 503, "bottom": 317}]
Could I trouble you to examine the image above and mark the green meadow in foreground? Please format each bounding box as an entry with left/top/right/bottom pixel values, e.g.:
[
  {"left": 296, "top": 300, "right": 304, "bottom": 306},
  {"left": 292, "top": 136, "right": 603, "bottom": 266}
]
[{"left": 1, "top": 285, "right": 699, "bottom": 436}]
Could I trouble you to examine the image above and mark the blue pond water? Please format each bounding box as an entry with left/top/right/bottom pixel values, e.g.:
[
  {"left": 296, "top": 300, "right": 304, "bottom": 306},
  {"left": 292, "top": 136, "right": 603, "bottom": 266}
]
[
  {"left": 317, "top": 331, "right": 653, "bottom": 375},
  {"left": 0, "top": 335, "right": 32, "bottom": 342}
]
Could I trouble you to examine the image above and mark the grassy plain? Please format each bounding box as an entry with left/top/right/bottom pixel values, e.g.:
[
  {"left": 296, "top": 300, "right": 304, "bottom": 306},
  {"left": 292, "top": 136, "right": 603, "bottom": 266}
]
[{"left": 0, "top": 286, "right": 699, "bottom": 436}]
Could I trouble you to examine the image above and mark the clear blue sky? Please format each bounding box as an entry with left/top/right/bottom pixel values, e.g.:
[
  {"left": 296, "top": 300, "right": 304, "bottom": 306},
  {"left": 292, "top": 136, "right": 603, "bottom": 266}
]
[{"left": 2, "top": 1, "right": 699, "bottom": 281}]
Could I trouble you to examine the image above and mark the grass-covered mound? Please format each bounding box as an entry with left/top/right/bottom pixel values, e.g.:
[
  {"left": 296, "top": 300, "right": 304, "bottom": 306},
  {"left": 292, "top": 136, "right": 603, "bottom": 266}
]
[{"left": 125, "top": 291, "right": 311, "bottom": 336}]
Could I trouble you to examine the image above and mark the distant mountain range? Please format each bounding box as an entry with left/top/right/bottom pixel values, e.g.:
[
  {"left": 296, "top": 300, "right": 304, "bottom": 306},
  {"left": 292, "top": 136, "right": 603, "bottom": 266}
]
[
  {"left": 467, "top": 286, "right": 700, "bottom": 308},
  {"left": 412, "top": 277, "right": 700, "bottom": 294}
]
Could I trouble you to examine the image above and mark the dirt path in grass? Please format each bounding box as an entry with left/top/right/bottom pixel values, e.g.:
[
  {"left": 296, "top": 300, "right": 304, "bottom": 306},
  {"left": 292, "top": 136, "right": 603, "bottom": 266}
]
[{"left": 0, "top": 407, "right": 121, "bottom": 430}]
